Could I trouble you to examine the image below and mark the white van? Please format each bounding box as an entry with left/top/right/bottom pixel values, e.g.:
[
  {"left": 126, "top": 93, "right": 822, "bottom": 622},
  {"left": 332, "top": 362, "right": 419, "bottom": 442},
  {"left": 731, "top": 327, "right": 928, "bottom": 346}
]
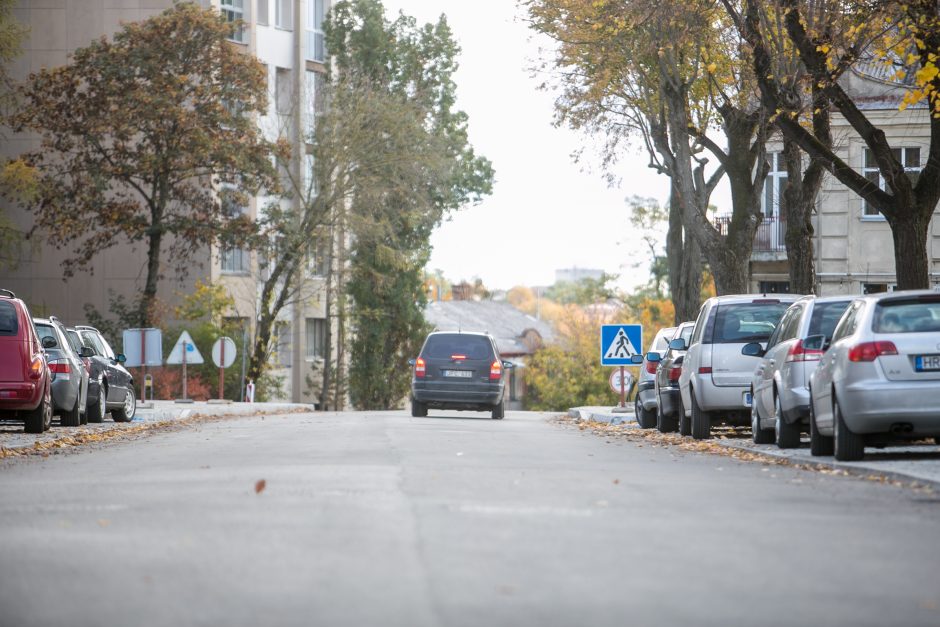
[{"left": 676, "top": 294, "right": 802, "bottom": 439}]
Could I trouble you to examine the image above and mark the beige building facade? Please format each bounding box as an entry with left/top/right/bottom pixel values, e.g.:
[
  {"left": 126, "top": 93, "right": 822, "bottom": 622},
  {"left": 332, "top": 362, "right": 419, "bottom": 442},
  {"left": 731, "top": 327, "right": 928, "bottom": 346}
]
[{"left": 1, "top": 0, "right": 333, "bottom": 404}]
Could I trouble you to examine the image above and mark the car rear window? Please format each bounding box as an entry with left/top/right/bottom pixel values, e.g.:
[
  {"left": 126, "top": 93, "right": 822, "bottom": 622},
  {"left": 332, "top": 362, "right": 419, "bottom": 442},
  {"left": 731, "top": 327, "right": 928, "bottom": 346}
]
[
  {"left": 0, "top": 301, "right": 17, "bottom": 336},
  {"left": 35, "top": 323, "right": 59, "bottom": 347},
  {"left": 807, "top": 300, "right": 851, "bottom": 339},
  {"left": 654, "top": 329, "right": 675, "bottom": 350},
  {"left": 709, "top": 302, "right": 791, "bottom": 344},
  {"left": 66, "top": 330, "right": 84, "bottom": 354},
  {"left": 872, "top": 297, "right": 940, "bottom": 333},
  {"left": 422, "top": 334, "right": 494, "bottom": 360}
]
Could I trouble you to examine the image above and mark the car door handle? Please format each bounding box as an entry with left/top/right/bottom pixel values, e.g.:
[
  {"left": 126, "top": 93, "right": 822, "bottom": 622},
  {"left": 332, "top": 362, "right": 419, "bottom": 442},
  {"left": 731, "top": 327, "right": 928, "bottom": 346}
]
[{"left": 768, "top": 359, "right": 775, "bottom": 366}]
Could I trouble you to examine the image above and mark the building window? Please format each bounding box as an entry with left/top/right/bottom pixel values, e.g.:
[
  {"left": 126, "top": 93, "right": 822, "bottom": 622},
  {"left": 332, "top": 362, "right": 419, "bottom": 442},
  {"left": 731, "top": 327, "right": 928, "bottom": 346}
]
[
  {"left": 220, "top": 186, "right": 250, "bottom": 274},
  {"left": 758, "top": 281, "right": 790, "bottom": 294},
  {"left": 257, "top": 0, "right": 269, "bottom": 25},
  {"left": 305, "top": 317, "right": 326, "bottom": 359},
  {"left": 275, "top": 321, "right": 292, "bottom": 367},
  {"left": 304, "top": 70, "right": 317, "bottom": 138},
  {"left": 863, "top": 147, "right": 921, "bottom": 218},
  {"left": 306, "top": 0, "right": 326, "bottom": 62},
  {"left": 276, "top": 0, "right": 292, "bottom": 30},
  {"left": 308, "top": 235, "right": 328, "bottom": 276},
  {"left": 862, "top": 283, "right": 896, "bottom": 294},
  {"left": 221, "top": 0, "right": 246, "bottom": 43},
  {"left": 275, "top": 67, "right": 292, "bottom": 115},
  {"left": 762, "top": 152, "right": 788, "bottom": 219}
]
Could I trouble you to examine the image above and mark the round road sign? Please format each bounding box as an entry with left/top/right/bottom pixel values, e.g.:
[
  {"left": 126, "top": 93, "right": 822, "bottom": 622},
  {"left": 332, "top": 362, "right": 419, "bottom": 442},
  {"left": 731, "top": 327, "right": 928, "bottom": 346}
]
[
  {"left": 211, "top": 337, "right": 237, "bottom": 369},
  {"left": 608, "top": 369, "right": 634, "bottom": 395}
]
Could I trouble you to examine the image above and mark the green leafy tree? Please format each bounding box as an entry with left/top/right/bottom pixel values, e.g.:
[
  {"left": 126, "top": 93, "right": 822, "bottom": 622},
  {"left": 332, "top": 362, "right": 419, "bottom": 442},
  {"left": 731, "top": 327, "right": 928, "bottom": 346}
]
[
  {"left": 9, "top": 4, "right": 282, "bottom": 326},
  {"left": 0, "top": 0, "right": 27, "bottom": 270},
  {"left": 325, "top": 0, "right": 494, "bottom": 410},
  {"left": 544, "top": 274, "right": 619, "bottom": 305}
]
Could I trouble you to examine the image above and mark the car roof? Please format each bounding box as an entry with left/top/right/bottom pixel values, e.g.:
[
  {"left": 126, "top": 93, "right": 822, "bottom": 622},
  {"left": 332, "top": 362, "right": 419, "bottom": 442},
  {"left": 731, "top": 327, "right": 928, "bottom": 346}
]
[
  {"left": 861, "top": 289, "right": 940, "bottom": 303},
  {"left": 794, "top": 294, "right": 855, "bottom": 305},
  {"left": 705, "top": 294, "right": 803, "bottom": 305},
  {"left": 426, "top": 330, "right": 493, "bottom": 339}
]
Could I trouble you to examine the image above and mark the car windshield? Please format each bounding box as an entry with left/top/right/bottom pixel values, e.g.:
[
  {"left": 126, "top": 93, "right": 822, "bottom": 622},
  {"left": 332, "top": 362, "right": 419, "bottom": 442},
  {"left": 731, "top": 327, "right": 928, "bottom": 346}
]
[
  {"left": 66, "top": 330, "right": 84, "bottom": 354},
  {"left": 79, "top": 330, "right": 107, "bottom": 357},
  {"left": 872, "top": 297, "right": 940, "bottom": 333},
  {"left": 710, "top": 302, "right": 790, "bottom": 344},
  {"left": 679, "top": 325, "right": 694, "bottom": 343},
  {"left": 653, "top": 329, "right": 675, "bottom": 351},
  {"left": 807, "top": 300, "right": 852, "bottom": 339},
  {"left": 0, "top": 301, "right": 17, "bottom": 336},
  {"left": 422, "top": 334, "right": 494, "bottom": 360}
]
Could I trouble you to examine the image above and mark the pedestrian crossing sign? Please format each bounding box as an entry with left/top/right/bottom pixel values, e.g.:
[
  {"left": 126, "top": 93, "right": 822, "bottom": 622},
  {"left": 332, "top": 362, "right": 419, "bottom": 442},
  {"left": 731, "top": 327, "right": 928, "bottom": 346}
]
[{"left": 600, "top": 324, "right": 643, "bottom": 366}]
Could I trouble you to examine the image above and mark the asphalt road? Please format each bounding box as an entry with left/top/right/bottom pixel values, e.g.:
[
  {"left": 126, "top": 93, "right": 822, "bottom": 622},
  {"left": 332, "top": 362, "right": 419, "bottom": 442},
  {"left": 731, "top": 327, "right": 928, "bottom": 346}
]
[{"left": 1, "top": 410, "right": 939, "bottom": 627}]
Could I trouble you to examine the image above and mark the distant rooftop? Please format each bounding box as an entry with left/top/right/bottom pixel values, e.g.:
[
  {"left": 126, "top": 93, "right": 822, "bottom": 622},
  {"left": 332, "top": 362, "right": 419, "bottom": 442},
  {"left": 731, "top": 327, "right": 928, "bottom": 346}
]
[
  {"left": 555, "top": 267, "right": 604, "bottom": 284},
  {"left": 424, "top": 300, "right": 554, "bottom": 356}
]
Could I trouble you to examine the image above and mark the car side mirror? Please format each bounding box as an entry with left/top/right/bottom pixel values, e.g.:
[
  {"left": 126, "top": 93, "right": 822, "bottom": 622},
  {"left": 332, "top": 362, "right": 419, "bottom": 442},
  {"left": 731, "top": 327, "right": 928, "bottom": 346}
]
[
  {"left": 80, "top": 346, "right": 95, "bottom": 358},
  {"left": 741, "top": 342, "right": 765, "bottom": 357},
  {"left": 115, "top": 353, "right": 127, "bottom": 364},
  {"left": 502, "top": 361, "right": 514, "bottom": 369},
  {"left": 42, "top": 336, "right": 58, "bottom": 349},
  {"left": 802, "top": 334, "right": 828, "bottom": 352},
  {"left": 645, "top": 352, "right": 662, "bottom": 363},
  {"left": 407, "top": 358, "right": 416, "bottom": 366},
  {"left": 630, "top": 354, "right": 645, "bottom": 364},
  {"left": 668, "top": 338, "right": 687, "bottom": 351}
]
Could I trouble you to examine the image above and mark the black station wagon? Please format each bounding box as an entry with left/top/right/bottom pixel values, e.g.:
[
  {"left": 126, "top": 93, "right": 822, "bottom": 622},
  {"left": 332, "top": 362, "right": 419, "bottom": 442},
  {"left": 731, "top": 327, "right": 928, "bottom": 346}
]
[{"left": 410, "top": 331, "right": 512, "bottom": 419}]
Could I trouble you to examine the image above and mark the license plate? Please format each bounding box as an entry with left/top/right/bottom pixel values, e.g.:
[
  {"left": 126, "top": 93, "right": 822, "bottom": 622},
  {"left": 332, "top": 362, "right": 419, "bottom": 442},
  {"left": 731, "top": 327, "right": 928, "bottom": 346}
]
[
  {"left": 915, "top": 355, "right": 940, "bottom": 372},
  {"left": 743, "top": 392, "right": 753, "bottom": 407},
  {"left": 443, "top": 370, "right": 472, "bottom": 378}
]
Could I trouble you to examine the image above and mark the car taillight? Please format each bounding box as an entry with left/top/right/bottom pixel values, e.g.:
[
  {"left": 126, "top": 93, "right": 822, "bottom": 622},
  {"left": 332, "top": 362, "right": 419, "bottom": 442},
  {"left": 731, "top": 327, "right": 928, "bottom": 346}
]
[
  {"left": 848, "top": 341, "right": 898, "bottom": 362},
  {"left": 28, "top": 355, "right": 44, "bottom": 380},
  {"left": 698, "top": 366, "right": 712, "bottom": 374},
  {"left": 49, "top": 360, "right": 71, "bottom": 374},
  {"left": 450, "top": 354, "right": 467, "bottom": 361},
  {"left": 785, "top": 339, "right": 824, "bottom": 363},
  {"left": 645, "top": 360, "right": 657, "bottom": 375},
  {"left": 489, "top": 360, "right": 502, "bottom": 380},
  {"left": 414, "top": 357, "right": 426, "bottom": 378},
  {"left": 668, "top": 366, "right": 682, "bottom": 382}
]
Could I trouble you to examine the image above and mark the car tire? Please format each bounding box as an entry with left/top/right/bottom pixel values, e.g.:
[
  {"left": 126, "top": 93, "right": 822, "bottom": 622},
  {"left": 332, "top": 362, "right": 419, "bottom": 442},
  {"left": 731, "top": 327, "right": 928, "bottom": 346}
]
[
  {"left": 656, "top": 396, "right": 678, "bottom": 433},
  {"left": 24, "top": 385, "right": 52, "bottom": 434},
  {"left": 491, "top": 400, "right": 504, "bottom": 420},
  {"left": 88, "top": 381, "right": 107, "bottom": 423},
  {"left": 678, "top": 395, "right": 691, "bottom": 436},
  {"left": 62, "top": 396, "right": 82, "bottom": 427},
  {"left": 112, "top": 387, "right": 136, "bottom": 423},
  {"left": 635, "top": 397, "right": 656, "bottom": 429},
  {"left": 833, "top": 396, "right": 864, "bottom": 462},
  {"left": 410, "top": 398, "right": 427, "bottom": 418},
  {"left": 690, "top": 388, "right": 711, "bottom": 440},
  {"left": 774, "top": 394, "right": 800, "bottom": 449},
  {"left": 751, "top": 391, "right": 774, "bottom": 444},
  {"left": 809, "top": 391, "right": 833, "bottom": 456}
]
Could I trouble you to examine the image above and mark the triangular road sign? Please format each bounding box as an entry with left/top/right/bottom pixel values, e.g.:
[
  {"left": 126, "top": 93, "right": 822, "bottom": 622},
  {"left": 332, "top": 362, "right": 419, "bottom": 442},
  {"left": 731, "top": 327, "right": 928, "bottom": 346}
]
[
  {"left": 166, "top": 330, "right": 204, "bottom": 365},
  {"left": 604, "top": 327, "right": 639, "bottom": 360}
]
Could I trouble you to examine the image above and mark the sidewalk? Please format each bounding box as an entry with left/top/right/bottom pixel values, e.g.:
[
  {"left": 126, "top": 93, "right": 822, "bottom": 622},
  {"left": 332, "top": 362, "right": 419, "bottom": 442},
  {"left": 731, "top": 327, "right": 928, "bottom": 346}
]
[
  {"left": 568, "top": 405, "right": 940, "bottom": 488},
  {"left": 1, "top": 400, "right": 314, "bottom": 457}
]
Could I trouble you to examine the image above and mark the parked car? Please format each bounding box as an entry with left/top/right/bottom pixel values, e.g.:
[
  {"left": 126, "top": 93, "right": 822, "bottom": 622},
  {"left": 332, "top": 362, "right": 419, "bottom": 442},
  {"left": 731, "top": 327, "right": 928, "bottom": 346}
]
[
  {"left": 743, "top": 296, "right": 852, "bottom": 448},
  {"left": 807, "top": 290, "right": 940, "bottom": 461},
  {"left": 0, "top": 289, "right": 53, "bottom": 433},
  {"left": 677, "top": 294, "right": 802, "bottom": 439},
  {"left": 634, "top": 325, "right": 676, "bottom": 428},
  {"left": 410, "top": 331, "right": 512, "bottom": 419},
  {"left": 650, "top": 321, "right": 695, "bottom": 434},
  {"left": 74, "top": 325, "right": 136, "bottom": 423},
  {"left": 33, "top": 317, "right": 90, "bottom": 427}
]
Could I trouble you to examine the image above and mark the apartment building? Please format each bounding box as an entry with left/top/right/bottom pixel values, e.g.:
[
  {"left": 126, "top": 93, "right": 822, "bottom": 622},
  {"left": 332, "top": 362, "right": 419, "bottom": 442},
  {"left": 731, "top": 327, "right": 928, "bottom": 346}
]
[
  {"left": 1, "top": 0, "right": 332, "bottom": 404},
  {"left": 745, "top": 61, "right": 940, "bottom": 296}
]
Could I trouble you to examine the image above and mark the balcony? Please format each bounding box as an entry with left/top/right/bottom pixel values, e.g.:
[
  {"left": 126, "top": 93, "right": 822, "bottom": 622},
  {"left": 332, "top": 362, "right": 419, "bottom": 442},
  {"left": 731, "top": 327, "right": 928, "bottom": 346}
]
[{"left": 714, "top": 215, "right": 787, "bottom": 255}]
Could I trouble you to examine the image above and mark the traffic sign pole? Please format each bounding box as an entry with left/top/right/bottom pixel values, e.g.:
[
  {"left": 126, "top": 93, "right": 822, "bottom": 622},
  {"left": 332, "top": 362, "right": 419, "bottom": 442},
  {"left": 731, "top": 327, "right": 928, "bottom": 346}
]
[
  {"left": 620, "top": 366, "right": 625, "bottom": 408},
  {"left": 218, "top": 340, "right": 225, "bottom": 400},
  {"left": 182, "top": 341, "right": 188, "bottom": 401}
]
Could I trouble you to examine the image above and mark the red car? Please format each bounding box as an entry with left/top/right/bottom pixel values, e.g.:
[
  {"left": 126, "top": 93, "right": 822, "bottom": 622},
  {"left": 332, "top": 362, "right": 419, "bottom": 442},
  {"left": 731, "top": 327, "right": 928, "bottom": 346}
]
[{"left": 0, "top": 289, "right": 53, "bottom": 433}]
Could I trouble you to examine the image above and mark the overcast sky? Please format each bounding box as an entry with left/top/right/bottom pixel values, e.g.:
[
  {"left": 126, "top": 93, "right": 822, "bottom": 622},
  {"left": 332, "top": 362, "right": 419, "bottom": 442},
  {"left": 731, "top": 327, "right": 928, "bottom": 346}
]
[{"left": 379, "top": 1, "right": 723, "bottom": 291}]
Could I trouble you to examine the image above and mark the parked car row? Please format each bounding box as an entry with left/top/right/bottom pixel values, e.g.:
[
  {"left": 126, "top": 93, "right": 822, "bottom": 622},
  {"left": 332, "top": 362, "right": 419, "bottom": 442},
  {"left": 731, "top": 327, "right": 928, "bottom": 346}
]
[
  {"left": 0, "top": 290, "right": 136, "bottom": 433},
  {"left": 639, "top": 290, "right": 940, "bottom": 462}
]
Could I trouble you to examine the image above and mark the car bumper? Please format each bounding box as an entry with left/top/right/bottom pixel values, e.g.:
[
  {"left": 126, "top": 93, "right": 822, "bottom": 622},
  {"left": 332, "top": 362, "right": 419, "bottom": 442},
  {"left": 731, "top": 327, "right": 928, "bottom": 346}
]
[
  {"left": 659, "top": 387, "right": 681, "bottom": 417},
  {"left": 838, "top": 379, "right": 940, "bottom": 435},
  {"left": 780, "top": 385, "right": 811, "bottom": 423},
  {"left": 50, "top": 379, "right": 78, "bottom": 413},
  {"left": 637, "top": 381, "right": 657, "bottom": 411},
  {"left": 412, "top": 380, "right": 504, "bottom": 409},
  {"left": 695, "top": 375, "right": 750, "bottom": 411},
  {"left": 0, "top": 382, "right": 42, "bottom": 411}
]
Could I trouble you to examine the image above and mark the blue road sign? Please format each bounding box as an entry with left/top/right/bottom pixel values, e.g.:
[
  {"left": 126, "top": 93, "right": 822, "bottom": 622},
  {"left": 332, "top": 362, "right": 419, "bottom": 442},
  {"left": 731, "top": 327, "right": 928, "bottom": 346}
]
[{"left": 600, "top": 324, "right": 643, "bottom": 366}]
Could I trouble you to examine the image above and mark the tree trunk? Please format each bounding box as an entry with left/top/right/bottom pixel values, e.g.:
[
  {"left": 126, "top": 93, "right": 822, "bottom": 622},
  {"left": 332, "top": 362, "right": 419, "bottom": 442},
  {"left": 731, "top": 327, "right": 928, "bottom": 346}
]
[
  {"left": 320, "top": 225, "right": 335, "bottom": 411},
  {"left": 667, "top": 185, "right": 703, "bottom": 322},
  {"left": 140, "top": 227, "right": 162, "bottom": 327},
  {"left": 710, "top": 248, "right": 750, "bottom": 295},
  {"left": 781, "top": 139, "right": 817, "bottom": 295},
  {"left": 888, "top": 212, "right": 930, "bottom": 290}
]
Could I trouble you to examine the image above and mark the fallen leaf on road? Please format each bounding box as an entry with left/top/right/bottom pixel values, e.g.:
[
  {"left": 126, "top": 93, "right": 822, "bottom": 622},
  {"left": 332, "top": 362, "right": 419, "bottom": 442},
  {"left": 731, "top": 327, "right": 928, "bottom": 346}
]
[
  {"left": 613, "top": 479, "right": 620, "bottom": 485},
  {"left": 97, "top": 519, "right": 110, "bottom": 527},
  {"left": 255, "top": 479, "right": 266, "bottom": 494}
]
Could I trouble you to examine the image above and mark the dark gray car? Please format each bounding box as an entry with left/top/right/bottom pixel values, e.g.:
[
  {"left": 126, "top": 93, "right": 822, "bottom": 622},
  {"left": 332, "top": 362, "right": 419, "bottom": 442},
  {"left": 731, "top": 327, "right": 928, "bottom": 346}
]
[
  {"left": 33, "top": 317, "right": 89, "bottom": 427},
  {"left": 652, "top": 321, "right": 695, "bottom": 434},
  {"left": 74, "top": 325, "right": 136, "bottom": 423},
  {"left": 410, "top": 331, "right": 512, "bottom": 419}
]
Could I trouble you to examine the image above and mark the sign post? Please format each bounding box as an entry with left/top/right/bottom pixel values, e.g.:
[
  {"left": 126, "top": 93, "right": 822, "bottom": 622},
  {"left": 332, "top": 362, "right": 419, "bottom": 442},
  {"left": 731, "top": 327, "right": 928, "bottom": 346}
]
[
  {"left": 166, "top": 331, "right": 204, "bottom": 403},
  {"left": 122, "top": 328, "right": 162, "bottom": 408},
  {"left": 600, "top": 324, "right": 643, "bottom": 411},
  {"left": 211, "top": 337, "right": 237, "bottom": 401}
]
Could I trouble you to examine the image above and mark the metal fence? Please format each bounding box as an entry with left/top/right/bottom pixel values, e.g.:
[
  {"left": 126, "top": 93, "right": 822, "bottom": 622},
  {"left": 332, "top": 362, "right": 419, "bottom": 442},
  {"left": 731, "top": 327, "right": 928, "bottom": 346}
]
[{"left": 714, "top": 215, "right": 787, "bottom": 252}]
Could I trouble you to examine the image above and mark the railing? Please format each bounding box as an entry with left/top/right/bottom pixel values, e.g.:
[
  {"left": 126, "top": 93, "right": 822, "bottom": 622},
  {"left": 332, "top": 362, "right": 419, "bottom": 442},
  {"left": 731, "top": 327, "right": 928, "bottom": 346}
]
[{"left": 714, "top": 215, "right": 787, "bottom": 253}]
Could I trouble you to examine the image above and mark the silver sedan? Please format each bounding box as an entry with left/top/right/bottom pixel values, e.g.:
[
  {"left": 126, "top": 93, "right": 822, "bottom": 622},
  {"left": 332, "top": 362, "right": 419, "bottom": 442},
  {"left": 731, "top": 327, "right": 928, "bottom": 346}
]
[{"left": 808, "top": 290, "right": 940, "bottom": 461}]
